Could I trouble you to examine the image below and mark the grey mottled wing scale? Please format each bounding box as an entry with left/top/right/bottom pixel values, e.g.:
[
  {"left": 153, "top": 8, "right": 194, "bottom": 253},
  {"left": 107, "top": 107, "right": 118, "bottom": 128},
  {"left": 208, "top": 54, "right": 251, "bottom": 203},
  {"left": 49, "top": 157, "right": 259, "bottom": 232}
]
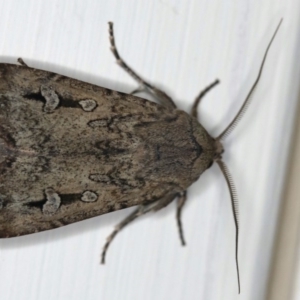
[{"left": 0, "top": 64, "right": 215, "bottom": 237}]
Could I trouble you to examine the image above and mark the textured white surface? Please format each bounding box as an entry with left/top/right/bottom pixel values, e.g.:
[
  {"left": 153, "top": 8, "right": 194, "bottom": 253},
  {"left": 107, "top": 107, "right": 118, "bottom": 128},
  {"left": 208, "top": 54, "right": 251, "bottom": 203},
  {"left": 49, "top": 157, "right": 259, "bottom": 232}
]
[{"left": 0, "top": 1, "right": 299, "bottom": 300}]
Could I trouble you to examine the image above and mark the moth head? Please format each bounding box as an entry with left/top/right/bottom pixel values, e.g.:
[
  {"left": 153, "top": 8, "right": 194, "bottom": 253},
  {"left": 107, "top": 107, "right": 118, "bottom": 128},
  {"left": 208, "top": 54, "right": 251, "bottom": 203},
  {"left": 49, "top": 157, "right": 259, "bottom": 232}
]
[{"left": 213, "top": 138, "right": 224, "bottom": 160}]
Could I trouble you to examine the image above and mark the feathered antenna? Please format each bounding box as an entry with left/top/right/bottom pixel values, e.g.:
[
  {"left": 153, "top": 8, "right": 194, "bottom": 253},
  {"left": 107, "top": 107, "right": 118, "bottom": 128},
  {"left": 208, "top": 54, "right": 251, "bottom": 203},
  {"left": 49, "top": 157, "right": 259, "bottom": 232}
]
[
  {"left": 216, "top": 19, "right": 282, "bottom": 294},
  {"left": 216, "top": 159, "right": 240, "bottom": 293}
]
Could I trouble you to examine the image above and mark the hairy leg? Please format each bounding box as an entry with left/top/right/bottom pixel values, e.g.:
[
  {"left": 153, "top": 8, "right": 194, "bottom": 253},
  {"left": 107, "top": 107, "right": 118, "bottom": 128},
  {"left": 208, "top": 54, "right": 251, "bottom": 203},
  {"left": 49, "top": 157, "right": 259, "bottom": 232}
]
[
  {"left": 101, "top": 193, "right": 177, "bottom": 264},
  {"left": 108, "top": 22, "right": 176, "bottom": 109}
]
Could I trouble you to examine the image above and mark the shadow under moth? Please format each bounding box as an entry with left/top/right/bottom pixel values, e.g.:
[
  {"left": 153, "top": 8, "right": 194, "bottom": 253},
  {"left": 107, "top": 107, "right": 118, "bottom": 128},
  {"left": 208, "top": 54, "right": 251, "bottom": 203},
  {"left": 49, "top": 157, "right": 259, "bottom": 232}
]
[{"left": 0, "top": 20, "right": 282, "bottom": 292}]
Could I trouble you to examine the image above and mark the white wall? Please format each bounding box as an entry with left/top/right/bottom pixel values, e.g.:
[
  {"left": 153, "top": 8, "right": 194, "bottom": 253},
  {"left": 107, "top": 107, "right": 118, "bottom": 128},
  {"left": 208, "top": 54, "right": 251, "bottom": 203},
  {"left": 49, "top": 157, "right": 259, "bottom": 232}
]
[{"left": 0, "top": 1, "right": 299, "bottom": 300}]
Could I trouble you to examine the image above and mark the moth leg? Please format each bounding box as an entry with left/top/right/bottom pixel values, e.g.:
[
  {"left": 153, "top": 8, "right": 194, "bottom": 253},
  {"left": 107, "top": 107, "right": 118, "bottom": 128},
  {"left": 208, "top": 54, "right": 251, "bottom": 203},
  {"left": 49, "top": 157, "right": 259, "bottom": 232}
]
[
  {"left": 129, "top": 85, "right": 145, "bottom": 95},
  {"left": 17, "top": 58, "right": 29, "bottom": 67},
  {"left": 101, "top": 193, "right": 176, "bottom": 264},
  {"left": 108, "top": 22, "right": 176, "bottom": 109},
  {"left": 191, "top": 79, "right": 220, "bottom": 119},
  {"left": 176, "top": 191, "right": 187, "bottom": 246},
  {"left": 101, "top": 207, "right": 141, "bottom": 264}
]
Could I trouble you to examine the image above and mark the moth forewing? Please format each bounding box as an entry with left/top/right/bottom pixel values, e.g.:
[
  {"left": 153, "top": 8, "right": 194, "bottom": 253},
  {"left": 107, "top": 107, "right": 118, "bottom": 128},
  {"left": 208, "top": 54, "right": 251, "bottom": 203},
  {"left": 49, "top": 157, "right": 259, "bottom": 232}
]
[{"left": 0, "top": 64, "right": 215, "bottom": 238}]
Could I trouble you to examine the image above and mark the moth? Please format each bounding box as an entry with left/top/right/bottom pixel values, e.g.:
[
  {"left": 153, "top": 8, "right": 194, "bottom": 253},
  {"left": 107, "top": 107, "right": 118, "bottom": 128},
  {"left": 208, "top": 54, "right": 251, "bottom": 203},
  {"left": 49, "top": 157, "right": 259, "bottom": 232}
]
[{"left": 0, "top": 21, "right": 282, "bottom": 292}]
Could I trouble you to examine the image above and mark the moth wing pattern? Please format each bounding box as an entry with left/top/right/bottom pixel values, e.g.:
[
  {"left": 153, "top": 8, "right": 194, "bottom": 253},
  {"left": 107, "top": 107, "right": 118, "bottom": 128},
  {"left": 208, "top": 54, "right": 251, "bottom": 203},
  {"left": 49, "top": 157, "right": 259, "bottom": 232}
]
[{"left": 0, "top": 63, "right": 215, "bottom": 237}]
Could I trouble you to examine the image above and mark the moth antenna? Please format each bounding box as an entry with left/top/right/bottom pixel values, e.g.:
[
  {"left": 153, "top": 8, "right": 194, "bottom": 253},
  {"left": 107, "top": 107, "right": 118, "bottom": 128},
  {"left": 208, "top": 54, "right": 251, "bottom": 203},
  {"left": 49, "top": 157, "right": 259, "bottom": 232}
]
[
  {"left": 216, "top": 159, "right": 240, "bottom": 293},
  {"left": 217, "top": 19, "right": 282, "bottom": 140}
]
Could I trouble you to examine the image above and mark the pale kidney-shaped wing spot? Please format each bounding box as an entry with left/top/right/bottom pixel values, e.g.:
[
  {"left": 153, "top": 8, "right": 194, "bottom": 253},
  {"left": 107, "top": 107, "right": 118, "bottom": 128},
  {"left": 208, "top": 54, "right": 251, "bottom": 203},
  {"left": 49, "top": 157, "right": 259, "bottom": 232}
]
[
  {"left": 88, "top": 119, "right": 109, "bottom": 128},
  {"left": 89, "top": 174, "right": 110, "bottom": 183},
  {"left": 41, "top": 85, "right": 60, "bottom": 113},
  {"left": 78, "top": 99, "right": 97, "bottom": 112},
  {"left": 81, "top": 191, "right": 98, "bottom": 202},
  {"left": 42, "top": 187, "right": 61, "bottom": 215}
]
